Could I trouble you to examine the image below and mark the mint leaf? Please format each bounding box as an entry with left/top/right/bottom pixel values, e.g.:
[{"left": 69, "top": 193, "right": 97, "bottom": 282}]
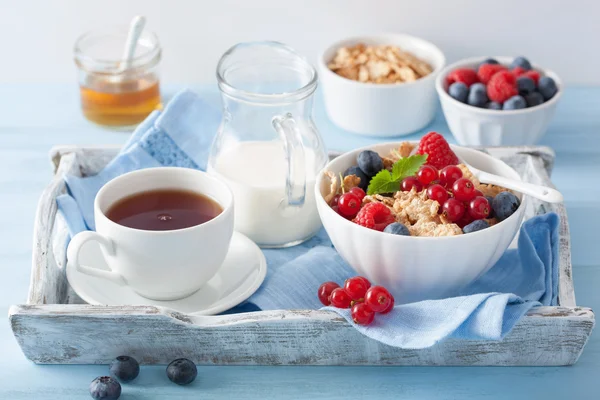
[
  {"left": 391, "top": 154, "right": 428, "bottom": 181},
  {"left": 367, "top": 170, "right": 399, "bottom": 195},
  {"left": 367, "top": 154, "right": 428, "bottom": 195}
]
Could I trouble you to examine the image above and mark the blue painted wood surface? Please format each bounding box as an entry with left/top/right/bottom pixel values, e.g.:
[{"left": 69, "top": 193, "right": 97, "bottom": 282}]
[{"left": 0, "top": 84, "right": 598, "bottom": 398}]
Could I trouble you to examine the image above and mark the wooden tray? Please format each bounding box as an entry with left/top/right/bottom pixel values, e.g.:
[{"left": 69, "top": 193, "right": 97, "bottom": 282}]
[{"left": 9, "top": 145, "right": 594, "bottom": 366}]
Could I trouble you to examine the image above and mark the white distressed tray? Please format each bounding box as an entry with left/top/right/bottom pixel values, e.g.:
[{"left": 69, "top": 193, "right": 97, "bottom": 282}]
[{"left": 9, "top": 145, "right": 594, "bottom": 366}]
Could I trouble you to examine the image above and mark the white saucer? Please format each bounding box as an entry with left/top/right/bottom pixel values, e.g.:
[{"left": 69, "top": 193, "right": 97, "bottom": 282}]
[{"left": 66, "top": 232, "right": 267, "bottom": 315}]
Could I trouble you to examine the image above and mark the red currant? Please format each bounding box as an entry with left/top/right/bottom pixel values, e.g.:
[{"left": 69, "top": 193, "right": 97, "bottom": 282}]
[
  {"left": 380, "top": 295, "right": 395, "bottom": 314},
  {"left": 338, "top": 193, "right": 361, "bottom": 218},
  {"left": 473, "top": 189, "right": 484, "bottom": 198},
  {"left": 349, "top": 187, "right": 366, "bottom": 202},
  {"left": 426, "top": 184, "right": 449, "bottom": 205},
  {"left": 469, "top": 196, "right": 491, "bottom": 220},
  {"left": 456, "top": 212, "right": 474, "bottom": 228},
  {"left": 452, "top": 178, "right": 477, "bottom": 202},
  {"left": 364, "top": 286, "right": 393, "bottom": 313},
  {"left": 344, "top": 276, "right": 369, "bottom": 301},
  {"left": 401, "top": 176, "right": 423, "bottom": 192},
  {"left": 417, "top": 165, "right": 439, "bottom": 186},
  {"left": 442, "top": 198, "right": 465, "bottom": 222},
  {"left": 317, "top": 281, "right": 340, "bottom": 306},
  {"left": 439, "top": 165, "right": 463, "bottom": 187},
  {"left": 330, "top": 194, "right": 341, "bottom": 206},
  {"left": 329, "top": 288, "right": 352, "bottom": 308},
  {"left": 351, "top": 302, "right": 375, "bottom": 325},
  {"left": 355, "top": 276, "right": 371, "bottom": 290}
]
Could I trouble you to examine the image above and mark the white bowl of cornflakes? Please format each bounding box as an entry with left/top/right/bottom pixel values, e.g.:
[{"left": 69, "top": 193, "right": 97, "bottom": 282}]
[{"left": 319, "top": 34, "right": 446, "bottom": 137}]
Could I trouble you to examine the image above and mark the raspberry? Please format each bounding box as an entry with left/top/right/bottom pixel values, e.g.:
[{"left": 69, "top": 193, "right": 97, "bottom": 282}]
[
  {"left": 487, "top": 71, "right": 518, "bottom": 103},
  {"left": 446, "top": 68, "right": 479, "bottom": 87},
  {"left": 354, "top": 202, "right": 395, "bottom": 231},
  {"left": 511, "top": 67, "right": 527, "bottom": 77},
  {"left": 416, "top": 131, "right": 459, "bottom": 170},
  {"left": 522, "top": 70, "right": 541, "bottom": 85},
  {"left": 477, "top": 63, "right": 507, "bottom": 84}
]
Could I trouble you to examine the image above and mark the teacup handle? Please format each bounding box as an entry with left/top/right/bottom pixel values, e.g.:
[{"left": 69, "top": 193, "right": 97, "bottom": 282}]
[
  {"left": 67, "top": 231, "right": 126, "bottom": 286},
  {"left": 272, "top": 113, "right": 306, "bottom": 209}
]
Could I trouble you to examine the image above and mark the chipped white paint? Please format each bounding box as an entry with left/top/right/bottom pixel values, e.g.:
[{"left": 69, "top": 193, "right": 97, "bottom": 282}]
[{"left": 9, "top": 145, "right": 594, "bottom": 365}]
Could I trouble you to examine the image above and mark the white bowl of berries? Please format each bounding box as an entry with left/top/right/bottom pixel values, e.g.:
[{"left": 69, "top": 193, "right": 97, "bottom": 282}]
[
  {"left": 315, "top": 133, "right": 525, "bottom": 304},
  {"left": 436, "top": 56, "right": 562, "bottom": 146}
]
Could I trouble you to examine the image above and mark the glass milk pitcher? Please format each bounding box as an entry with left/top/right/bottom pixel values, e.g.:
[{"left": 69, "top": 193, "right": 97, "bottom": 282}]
[{"left": 208, "top": 42, "right": 328, "bottom": 248}]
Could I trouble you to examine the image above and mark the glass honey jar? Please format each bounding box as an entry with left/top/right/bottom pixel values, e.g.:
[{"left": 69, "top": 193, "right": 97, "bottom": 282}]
[{"left": 74, "top": 26, "right": 162, "bottom": 128}]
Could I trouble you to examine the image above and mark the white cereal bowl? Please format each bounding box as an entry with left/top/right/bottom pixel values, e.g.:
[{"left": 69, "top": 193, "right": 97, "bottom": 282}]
[
  {"left": 319, "top": 34, "right": 446, "bottom": 137},
  {"left": 436, "top": 56, "right": 562, "bottom": 146},
  {"left": 315, "top": 143, "right": 526, "bottom": 304}
]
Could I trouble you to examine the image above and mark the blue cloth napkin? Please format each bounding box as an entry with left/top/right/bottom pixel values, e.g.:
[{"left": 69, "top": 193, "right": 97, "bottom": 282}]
[{"left": 57, "top": 89, "right": 559, "bottom": 349}]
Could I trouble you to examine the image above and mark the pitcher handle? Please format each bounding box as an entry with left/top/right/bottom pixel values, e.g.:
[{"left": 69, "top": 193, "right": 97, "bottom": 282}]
[{"left": 272, "top": 113, "right": 306, "bottom": 209}]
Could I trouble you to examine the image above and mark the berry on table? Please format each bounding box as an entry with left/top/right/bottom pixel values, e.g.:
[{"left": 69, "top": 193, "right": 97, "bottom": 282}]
[
  {"left": 487, "top": 71, "right": 518, "bottom": 103},
  {"left": 401, "top": 176, "right": 423, "bottom": 192},
  {"left": 365, "top": 286, "right": 394, "bottom": 313},
  {"left": 442, "top": 198, "right": 466, "bottom": 222},
  {"left": 349, "top": 187, "right": 366, "bottom": 202},
  {"left": 510, "top": 56, "right": 532, "bottom": 71},
  {"left": 468, "top": 196, "right": 491, "bottom": 220},
  {"left": 522, "top": 70, "right": 541, "bottom": 85},
  {"left": 417, "top": 165, "right": 439, "bottom": 185},
  {"left": 477, "top": 63, "right": 506, "bottom": 84},
  {"left": 538, "top": 76, "right": 558, "bottom": 100},
  {"left": 417, "top": 132, "right": 459, "bottom": 170},
  {"left": 503, "top": 95, "right": 527, "bottom": 110},
  {"left": 448, "top": 82, "right": 468, "bottom": 103},
  {"left": 90, "top": 376, "right": 121, "bottom": 400},
  {"left": 427, "top": 183, "right": 450, "bottom": 206},
  {"left": 344, "top": 166, "right": 369, "bottom": 191},
  {"left": 452, "top": 178, "right": 477, "bottom": 202},
  {"left": 467, "top": 83, "right": 489, "bottom": 107},
  {"left": 351, "top": 302, "right": 375, "bottom": 325},
  {"left": 318, "top": 281, "right": 340, "bottom": 306},
  {"left": 525, "top": 92, "right": 545, "bottom": 107},
  {"left": 338, "top": 192, "right": 361, "bottom": 218},
  {"left": 517, "top": 76, "right": 536, "bottom": 95},
  {"left": 478, "top": 58, "right": 499, "bottom": 69},
  {"left": 492, "top": 192, "right": 521, "bottom": 221},
  {"left": 166, "top": 358, "right": 198, "bottom": 385},
  {"left": 383, "top": 222, "right": 410, "bottom": 236},
  {"left": 354, "top": 202, "right": 395, "bottom": 231},
  {"left": 463, "top": 219, "right": 490, "bottom": 234},
  {"left": 109, "top": 356, "right": 140, "bottom": 382},
  {"left": 485, "top": 101, "right": 502, "bottom": 110},
  {"left": 355, "top": 276, "right": 371, "bottom": 290},
  {"left": 380, "top": 296, "right": 395, "bottom": 314},
  {"left": 447, "top": 68, "right": 479, "bottom": 87},
  {"left": 357, "top": 150, "right": 384, "bottom": 177},
  {"left": 439, "top": 165, "right": 463, "bottom": 187},
  {"left": 344, "top": 276, "right": 370, "bottom": 301},
  {"left": 330, "top": 287, "right": 352, "bottom": 308}
]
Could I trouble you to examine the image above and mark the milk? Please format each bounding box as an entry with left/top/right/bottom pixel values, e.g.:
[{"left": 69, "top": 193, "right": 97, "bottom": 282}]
[{"left": 208, "top": 141, "right": 322, "bottom": 247}]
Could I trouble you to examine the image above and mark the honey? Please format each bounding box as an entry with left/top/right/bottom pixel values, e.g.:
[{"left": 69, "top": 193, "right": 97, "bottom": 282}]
[{"left": 80, "top": 77, "right": 162, "bottom": 127}]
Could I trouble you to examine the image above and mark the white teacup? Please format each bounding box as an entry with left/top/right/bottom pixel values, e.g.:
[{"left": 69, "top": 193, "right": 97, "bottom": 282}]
[{"left": 67, "top": 167, "right": 234, "bottom": 301}]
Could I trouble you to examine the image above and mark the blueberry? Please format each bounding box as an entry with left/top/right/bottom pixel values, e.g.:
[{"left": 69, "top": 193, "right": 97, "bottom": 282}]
[
  {"left": 110, "top": 355, "right": 140, "bottom": 382},
  {"left": 525, "top": 91, "right": 545, "bottom": 107},
  {"left": 485, "top": 196, "right": 495, "bottom": 218},
  {"left": 463, "top": 219, "right": 490, "bottom": 234},
  {"left": 357, "top": 150, "right": 384, "bottom": 177},
  {"left": 478, "top": 58, "right": 499, "bottom": 69},
  {"left": 383, "top": 222, "right": 410, "bottom": 236},
  {"left": 167, "top": 358, "right": 197, "bottom": 385},
  {"left": 344, "top": 166, "right": 369, "bottom": 191},
  {"left": 448, "top": 82, "right": 468, "bottom": 103},
  {"left": 467, "top": 83, "right": 488, "bottom": 107},
  {"left": 492, "top": 192, "right": 520, "bottom": 221},
  {"left": 503, "top": 95, "right": 526, "bottom": 110},
  {"left": 510, "top": 56, "right": 532, "bottom": 71},
  {"left": 89, "top": 376, "right": 121, "bottom": 400},
  {"left": 485, "top": 101, "right": 502, "bottom": 110},
  {"left": 538, "top": 76, "right": 558, "bottom": 100},
  {"left": 517, "top": 76, "right": 536, "bottom": 95}
]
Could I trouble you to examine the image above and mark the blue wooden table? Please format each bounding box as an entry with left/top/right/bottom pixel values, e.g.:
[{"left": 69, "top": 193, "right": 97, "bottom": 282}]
[{"left": 1, "top": 83, "right": 598, "bottom": 399}]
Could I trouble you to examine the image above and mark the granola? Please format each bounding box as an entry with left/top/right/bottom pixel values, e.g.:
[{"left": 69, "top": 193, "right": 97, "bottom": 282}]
[{"left": 328, "top": 43, "right": 433, "bottom": 84}]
